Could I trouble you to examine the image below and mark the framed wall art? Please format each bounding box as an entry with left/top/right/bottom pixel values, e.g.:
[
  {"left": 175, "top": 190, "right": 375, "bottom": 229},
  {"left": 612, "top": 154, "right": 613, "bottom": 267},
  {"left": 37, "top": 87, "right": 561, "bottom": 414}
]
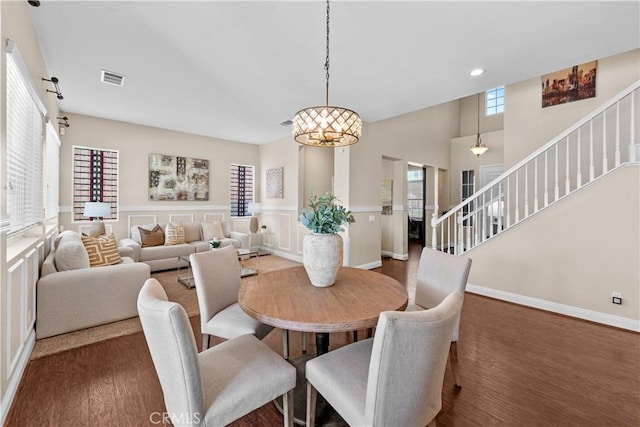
[
  {"left": 266, "top": 167, "right": 284, "bottom": 199},
  {"left": 541, "top": 61, "right": 597, "bottom": 108},
  {"left": 148, "top": 153, "right": 209, "bottom": 201}
]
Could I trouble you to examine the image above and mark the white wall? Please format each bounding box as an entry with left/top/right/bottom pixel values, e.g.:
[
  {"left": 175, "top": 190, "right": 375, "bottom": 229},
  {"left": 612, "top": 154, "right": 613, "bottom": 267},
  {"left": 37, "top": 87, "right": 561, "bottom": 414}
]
[
  {"left": 504, "top": 49, "right": 640, "bottom": 168},
  {"left": 0, "top": 1, "right": 61, "bottom": 422},
  {"left": 467, "top": 164, "right": 640, "bottom": 328},
  {"left": 58, "top": 113, "right": 260, "bottom": 239}
]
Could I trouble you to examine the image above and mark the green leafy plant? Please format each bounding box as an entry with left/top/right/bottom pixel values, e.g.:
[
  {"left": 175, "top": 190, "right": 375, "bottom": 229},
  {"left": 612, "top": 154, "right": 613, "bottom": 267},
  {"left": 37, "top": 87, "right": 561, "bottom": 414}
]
[{"left": 299, "top": 192, "right": 355, "bottom": 234}]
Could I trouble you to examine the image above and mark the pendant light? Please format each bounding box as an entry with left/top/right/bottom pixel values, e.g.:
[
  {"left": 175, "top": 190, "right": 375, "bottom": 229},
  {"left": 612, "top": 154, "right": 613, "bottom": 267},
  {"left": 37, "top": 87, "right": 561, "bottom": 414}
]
[
  {"left": 293, "top": 0, "right": 362, "bottom": 147},
  {"left": 470, "top": 93, "right": 488, "bottom": 157}
]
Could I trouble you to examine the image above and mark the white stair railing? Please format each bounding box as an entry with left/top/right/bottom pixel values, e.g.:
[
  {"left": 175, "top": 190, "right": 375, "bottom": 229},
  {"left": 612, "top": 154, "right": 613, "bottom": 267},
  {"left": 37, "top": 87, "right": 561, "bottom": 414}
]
[{"left": 433, "top": 80, "right": 639, "bottom": 254}]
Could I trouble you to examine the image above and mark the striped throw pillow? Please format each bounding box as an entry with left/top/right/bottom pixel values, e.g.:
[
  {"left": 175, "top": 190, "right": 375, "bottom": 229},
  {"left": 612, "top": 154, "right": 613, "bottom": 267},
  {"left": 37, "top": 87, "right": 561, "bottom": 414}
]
[
  {"left": 165, "top": 223, "right": 186, "bottom": 245},
  {"left": 81, "top": 233, "right": 122, "bottom": 267}
]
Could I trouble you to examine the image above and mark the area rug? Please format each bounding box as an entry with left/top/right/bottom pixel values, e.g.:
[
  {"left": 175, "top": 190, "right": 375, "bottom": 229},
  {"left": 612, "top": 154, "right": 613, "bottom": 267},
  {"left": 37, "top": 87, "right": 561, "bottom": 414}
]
[{"left": 30, "top": 255, "right": 300, "bottom": 360}]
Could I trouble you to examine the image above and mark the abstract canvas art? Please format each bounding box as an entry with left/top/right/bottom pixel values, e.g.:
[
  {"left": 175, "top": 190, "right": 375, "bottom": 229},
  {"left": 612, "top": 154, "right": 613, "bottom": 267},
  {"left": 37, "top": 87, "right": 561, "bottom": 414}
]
[
  {"left": 266, "top": 167, "right": 284, "bottom": 199},
  {"left": 148, "top": 153, "right": 209, "bottom": 201}
]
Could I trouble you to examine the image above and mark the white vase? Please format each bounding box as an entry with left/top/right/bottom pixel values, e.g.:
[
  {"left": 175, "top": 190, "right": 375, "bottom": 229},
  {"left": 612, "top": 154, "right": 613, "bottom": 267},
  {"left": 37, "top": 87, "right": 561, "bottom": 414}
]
[{"left": 303, "top": 233, "right": 343, "bottom": 287}]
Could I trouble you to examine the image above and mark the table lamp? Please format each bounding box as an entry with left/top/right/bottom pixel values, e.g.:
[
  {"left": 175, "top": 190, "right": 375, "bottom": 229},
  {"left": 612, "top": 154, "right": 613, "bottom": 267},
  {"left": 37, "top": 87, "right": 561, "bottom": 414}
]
[
  {"left": 247, "top": 202, "right": 262, "bottom": 234},
  {"left": 83, "top": 202, "right": 110, "bottom": 236}
]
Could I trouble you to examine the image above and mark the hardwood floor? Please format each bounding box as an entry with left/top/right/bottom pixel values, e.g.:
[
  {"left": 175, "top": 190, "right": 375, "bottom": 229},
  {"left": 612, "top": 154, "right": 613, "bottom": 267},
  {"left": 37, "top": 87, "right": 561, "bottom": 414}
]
[{"left": 5, "top": 245, "right": 640, "bottom": 426}]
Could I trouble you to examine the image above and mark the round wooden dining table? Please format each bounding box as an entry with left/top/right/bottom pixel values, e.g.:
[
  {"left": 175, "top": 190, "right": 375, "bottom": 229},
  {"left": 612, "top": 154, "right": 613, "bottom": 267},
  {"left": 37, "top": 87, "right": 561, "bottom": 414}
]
[
  {"left": 239, "top": 266, "right": 408, "bottom": 425},
  {"left": 239, "top": 265, "right": 408, "bottom": 355}
]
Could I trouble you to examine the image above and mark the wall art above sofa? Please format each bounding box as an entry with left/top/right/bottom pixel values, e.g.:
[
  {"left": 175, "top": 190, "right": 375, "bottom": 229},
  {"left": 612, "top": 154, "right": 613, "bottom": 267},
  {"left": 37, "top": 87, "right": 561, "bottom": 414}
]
[{"left": 148, "top": 153, "right": 209, "bottom": 201}]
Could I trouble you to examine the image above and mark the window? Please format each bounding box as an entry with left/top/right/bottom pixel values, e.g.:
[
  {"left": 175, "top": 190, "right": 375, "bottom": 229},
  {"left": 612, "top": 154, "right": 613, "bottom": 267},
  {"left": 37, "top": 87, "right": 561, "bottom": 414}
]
[
  {"left": 230, "top": 164, "right": 254, "bottom": 217},
  {"left": 461, "top": 170, "right": 475, "bottom": 226},
  {"left": 44, "top": 122, "right": 60, "bottom": 220},
  {"left": 486, "top": 86, "right": 504, "bottom": 115},
  {"left": 72, "top": 146, "right": 118, "bottom": 221},
  {"left": 6, "top": 41, "right": 46, "bottom": 236}
]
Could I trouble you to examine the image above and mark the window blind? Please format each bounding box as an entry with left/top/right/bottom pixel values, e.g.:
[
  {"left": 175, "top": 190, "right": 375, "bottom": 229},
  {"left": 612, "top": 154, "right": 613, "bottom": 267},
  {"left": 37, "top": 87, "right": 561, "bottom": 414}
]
[
  {"left": 6, "top": 42, "right": 45, "bottom": 235},
  {"left": 45, "top": 121, "right": 60, "bottom": 220},
  {"left": 230, "top": 164, "right": 254, "bottom": 217},
  {"left": 72, "top": 146, "right": 119, "bottom": 221}
]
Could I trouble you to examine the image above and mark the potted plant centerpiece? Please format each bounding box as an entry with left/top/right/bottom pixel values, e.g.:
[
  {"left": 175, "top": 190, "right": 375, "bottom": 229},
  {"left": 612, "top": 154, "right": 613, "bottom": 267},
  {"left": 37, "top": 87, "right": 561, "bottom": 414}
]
[{"left": 299, "top": 192, "right": 355, "bottom": 287}]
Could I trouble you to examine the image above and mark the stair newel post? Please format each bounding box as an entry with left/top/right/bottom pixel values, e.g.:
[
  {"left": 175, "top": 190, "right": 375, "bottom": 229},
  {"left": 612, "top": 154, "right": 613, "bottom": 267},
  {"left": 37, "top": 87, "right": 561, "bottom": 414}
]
[
  {"left": 431, "top": 212, "right": 437, "bottom": 250},
  {"left": 615, "top": 101, "right": 621, "bottom": 167},
  {"left": 589, "top": 120, "right": 595, "bottom": 181},
  {"left": 456, "top": 211, "right": 463, "bottom": 254}
]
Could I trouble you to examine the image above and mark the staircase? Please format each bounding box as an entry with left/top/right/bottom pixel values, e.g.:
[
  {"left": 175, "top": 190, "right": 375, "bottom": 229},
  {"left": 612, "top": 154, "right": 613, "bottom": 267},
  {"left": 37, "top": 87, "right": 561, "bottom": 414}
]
[{"left": 432, "top": 80, "right": 639, "bottom": 254}]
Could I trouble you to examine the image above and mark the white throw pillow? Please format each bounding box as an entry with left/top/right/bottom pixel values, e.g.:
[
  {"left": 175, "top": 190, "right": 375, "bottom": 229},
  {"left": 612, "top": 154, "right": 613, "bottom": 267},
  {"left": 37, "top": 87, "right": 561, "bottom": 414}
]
[{"left": 202, "top": 221, "right": 225, "bottom": 240}]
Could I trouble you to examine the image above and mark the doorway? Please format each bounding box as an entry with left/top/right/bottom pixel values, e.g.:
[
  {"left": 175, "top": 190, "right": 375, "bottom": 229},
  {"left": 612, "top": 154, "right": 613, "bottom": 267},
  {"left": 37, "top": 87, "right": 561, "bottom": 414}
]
[{"left": 407, "top": 165, "right": 426, "bottom": 247}]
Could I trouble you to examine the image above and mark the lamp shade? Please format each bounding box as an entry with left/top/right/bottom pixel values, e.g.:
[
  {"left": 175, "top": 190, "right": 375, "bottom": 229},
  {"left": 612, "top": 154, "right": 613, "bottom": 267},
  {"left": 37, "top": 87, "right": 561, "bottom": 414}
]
[
  {"left": 83, "top": 202, "right": 110, "bottom": 218},
  {"left": 247, "top": 203, "right": 263, "bottom": 215}
]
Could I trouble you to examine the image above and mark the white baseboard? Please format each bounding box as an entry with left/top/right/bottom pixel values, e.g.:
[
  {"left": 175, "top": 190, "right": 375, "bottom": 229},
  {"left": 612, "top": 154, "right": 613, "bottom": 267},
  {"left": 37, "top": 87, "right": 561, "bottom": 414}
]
[
  {"left": 355, "top": 260, "right": 383, "bottom": 270},
  {"left": 467, "top": 284, "right": 640, "bottom": 332},
  {"left": 381, "top": 251, "right": 409, "bottom": 261},
  {"left": 1, "top": 330, "right": 35, "bottom": 425},
  {"left": 268, "top": 248, "right": 302, "bottom": 263}
]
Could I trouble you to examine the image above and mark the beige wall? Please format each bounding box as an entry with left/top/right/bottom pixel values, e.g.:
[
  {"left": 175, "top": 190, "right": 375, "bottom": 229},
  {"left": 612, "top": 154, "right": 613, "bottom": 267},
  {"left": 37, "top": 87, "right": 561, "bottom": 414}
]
[
  {"left": 504, "top": 49, "right": 640, "bottom": 168},
  {"left": 59, "top": 113, "right": 260, "bottom": 239},
  {"left": 449, "top": 130, "right": 504, "bottom": 207},
  {"left": 1, "top": 1, "right": 61, "bottom": 421},
  {"left": 467, "top": 164, "right": 640, "bottom": 322},
  {"left": 459, "top": 92, "right": 504, "bottom": 137}
]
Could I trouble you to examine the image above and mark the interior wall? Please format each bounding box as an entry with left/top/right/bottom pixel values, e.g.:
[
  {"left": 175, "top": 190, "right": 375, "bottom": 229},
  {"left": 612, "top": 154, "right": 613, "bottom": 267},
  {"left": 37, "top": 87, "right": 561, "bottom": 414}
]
[
  {"left": 380, "top": 158, "right": 394, "bottom": 255},
  {"left": 0, "top": 1, "right": 61, "bottom": 422},
  {"left": 58, "top": 113, "right": 260, "bottom": 240},
  {"left": 459, "top": 92, "right": 504, "bottom": 137},
  {"left": 449, "top": 130, "right": 504, "bottom": 207},
  {"left": 467, "top": 164, "right": 640, "bottom": 324},
  {"left": 504, "top": 49, "right": 640, "bottom": 168}
]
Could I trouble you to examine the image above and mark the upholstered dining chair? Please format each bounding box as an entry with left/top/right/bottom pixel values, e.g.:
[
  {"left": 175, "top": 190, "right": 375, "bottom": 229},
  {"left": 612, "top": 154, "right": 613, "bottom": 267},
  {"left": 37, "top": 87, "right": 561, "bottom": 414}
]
[
  {"left": 305, "top": 292, "right": 464, "bottom": 427},
  {"left": 190, "top": 246, "right": 273, "bottom": 350},
  {"left": 138, "top": 278, "right": 295, "bottom": 427},
  {"left": 407, "top": 247, "right": 472, "bottom": 387}
]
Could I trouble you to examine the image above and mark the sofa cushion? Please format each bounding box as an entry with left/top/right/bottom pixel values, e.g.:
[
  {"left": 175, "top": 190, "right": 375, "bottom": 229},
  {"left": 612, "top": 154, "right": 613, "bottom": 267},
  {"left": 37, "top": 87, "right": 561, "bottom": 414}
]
[
  {"left": 183, "top": 221, "right": 201, "bottom": 243},
  {"left": 139, "top": 243, "right": 195, "bottom": 262},
  {"left": 55, "top": 233, "right": 90, "bottom": 271},
  {"left": 220, "top": 219, "right": 231, "bottom": 238},
  {"left": 81, "top": 233, "right": 122, "bottom": 267},
  {"left": 190, "top": 241, "right": 210, "bottom": 252},
  {"left": 165, "top": 223, "right": 186, "bottom": 245},
  {"left": 139, "top": 225, "right": 165, "bottom": 247}
]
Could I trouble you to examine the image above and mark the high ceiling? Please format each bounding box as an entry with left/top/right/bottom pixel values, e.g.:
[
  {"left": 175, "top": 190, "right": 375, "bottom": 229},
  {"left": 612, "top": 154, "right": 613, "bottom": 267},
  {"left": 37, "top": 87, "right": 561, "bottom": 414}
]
[{"left": 29, "top": 1, "right": 639, "bottom": 145}]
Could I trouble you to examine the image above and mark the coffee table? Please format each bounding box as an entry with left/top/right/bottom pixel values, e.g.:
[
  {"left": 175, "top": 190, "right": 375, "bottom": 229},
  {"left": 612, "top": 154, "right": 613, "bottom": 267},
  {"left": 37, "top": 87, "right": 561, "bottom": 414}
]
[{"left": 177, "top": 248, "right": 259, "bottom": 288}]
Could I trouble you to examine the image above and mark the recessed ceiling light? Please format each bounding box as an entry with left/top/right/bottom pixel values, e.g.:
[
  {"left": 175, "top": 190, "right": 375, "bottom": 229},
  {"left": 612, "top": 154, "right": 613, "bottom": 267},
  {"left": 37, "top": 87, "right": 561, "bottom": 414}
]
[{"left": 470, "top": 68, "right": 485, "bottom": 77}]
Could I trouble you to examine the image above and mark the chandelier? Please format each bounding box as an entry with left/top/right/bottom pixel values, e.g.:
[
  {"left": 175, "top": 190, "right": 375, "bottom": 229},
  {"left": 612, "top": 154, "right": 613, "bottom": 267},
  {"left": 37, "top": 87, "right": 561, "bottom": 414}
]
[
  {"left": 293, "top": 0, "right": 362, "bottom": 147},
  {"left": 470, "top": 93, "right": 488, "bottom": 156}
]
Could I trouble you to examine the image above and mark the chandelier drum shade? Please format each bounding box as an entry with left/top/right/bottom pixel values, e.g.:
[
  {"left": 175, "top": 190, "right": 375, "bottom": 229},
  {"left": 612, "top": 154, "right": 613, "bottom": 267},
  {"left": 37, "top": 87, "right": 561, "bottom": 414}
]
[
  {"left": 293, "top": 0, "right": 362, "bottom": 147},
  {"left": 293, "top": 106, "right": 361, "bottom": 147}
]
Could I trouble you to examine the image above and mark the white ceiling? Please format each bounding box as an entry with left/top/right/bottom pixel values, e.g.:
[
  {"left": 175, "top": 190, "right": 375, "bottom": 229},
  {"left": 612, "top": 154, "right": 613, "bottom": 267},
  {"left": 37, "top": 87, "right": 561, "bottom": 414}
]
[{"left": 29, "top": 1, "right": 639, "bottom": 145}]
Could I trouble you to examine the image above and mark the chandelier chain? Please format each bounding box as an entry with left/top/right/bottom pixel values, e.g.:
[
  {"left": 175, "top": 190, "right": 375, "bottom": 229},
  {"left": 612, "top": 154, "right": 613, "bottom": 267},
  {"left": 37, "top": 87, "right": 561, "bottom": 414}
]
[{"left": 325, "top": 0, "right": 330, "bottom": 106}]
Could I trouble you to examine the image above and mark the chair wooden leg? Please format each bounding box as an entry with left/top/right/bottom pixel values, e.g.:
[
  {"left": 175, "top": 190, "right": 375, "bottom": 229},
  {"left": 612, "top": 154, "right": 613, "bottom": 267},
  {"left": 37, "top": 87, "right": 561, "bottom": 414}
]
[
  {"left": 282, "top": 330, "right": 290, "bottom": 359},
  {"left": 306, "top": 381, "right": 317, "bottom": 427},
  {"left": 202, "top": 334, "right": 210, "bottom": 351},
  {"left": 302, "top": 332, "right": 307, "bottom": 354},
  {"left": 449, "top": 341, "right": 461, "bottom": 388},
  {"left": 283, "top": 389, "right": 294, "bottom": 427}
]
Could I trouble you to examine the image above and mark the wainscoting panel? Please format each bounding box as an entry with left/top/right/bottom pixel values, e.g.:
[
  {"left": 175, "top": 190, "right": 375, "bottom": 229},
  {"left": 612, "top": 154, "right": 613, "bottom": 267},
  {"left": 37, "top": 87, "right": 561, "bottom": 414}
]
[
  {"left": 203, "top": 213, "right": 225, "bottom": 222},
  {"left": 278, "top": 214, "right": 291, "bottom": 251},
  {"left": 6, "top": 259, "right": 25, "bottom": 378},
  {"left": 296, "top": 223, "right": 308, "bottom": 255},
  {"left": 126, "top": 215, "right": 157, "bottom": 237},
  {"left": 24, "top": 249, "right": 38, "bottom": 338},
  {"left": 168, "top": 214, "right": 194, "bottom": 224}
]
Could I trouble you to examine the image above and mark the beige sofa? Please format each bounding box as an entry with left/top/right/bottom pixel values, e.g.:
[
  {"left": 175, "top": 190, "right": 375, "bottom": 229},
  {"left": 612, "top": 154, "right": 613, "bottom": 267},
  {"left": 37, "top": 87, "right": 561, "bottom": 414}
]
[
  {"left": 36, "top": 231, "right": 151, "bottom": 339},
  {"left": 118, "top": 220, "right": 249, "bottom": 273}
]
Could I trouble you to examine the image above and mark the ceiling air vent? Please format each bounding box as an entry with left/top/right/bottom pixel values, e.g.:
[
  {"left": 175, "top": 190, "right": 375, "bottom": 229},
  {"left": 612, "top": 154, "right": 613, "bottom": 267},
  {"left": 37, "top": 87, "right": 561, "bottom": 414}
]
[
  {"left": 280, "top": 119, "right": 293, "bottom": 126},
  {"left": 101, "top": 70, "right": 125, "bottom": 87}
]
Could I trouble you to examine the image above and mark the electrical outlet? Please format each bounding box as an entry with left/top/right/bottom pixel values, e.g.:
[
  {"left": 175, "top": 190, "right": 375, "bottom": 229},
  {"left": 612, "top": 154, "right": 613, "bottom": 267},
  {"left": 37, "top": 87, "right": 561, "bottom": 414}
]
[{"left": 612, "top": 292, "right": 622, "bottom": 305}]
